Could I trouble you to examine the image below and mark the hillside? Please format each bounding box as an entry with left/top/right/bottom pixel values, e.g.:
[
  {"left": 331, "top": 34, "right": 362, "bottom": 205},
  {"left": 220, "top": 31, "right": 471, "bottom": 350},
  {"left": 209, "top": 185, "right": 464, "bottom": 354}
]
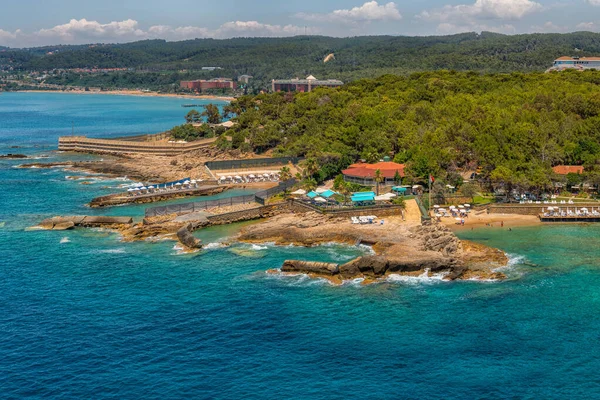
[
  {"left": 2, "top": 32, "right": 600, "bottom": 92},
  {"left": 224, "top": 70, "right": 600, "bottom": 192}
]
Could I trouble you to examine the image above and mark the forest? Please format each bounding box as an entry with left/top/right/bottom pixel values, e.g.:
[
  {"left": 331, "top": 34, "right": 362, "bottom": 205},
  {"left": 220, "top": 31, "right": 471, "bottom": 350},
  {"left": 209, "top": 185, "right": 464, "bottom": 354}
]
[
  {"left": 221, "top": 69, "right": 600, "bottom": 193},
  {"left": 3, "top": 32, "right": 600, "bottom": 92}
]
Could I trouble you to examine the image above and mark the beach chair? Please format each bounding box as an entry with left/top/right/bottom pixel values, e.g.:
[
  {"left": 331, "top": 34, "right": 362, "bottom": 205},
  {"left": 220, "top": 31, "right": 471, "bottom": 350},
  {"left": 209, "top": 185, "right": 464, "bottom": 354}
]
[{"left": 351, "top": 217, "right": 360, "bottom": 224}]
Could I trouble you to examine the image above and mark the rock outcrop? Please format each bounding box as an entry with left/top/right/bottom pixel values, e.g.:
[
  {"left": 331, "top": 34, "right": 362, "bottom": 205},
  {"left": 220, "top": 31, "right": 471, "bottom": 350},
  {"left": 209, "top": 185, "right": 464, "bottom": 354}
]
[
  {"left": 176, "top": 223, "right": 202, "bottom": 249},
  {"left": 38, "top": 215, "right": 133, "bottom": 230}
]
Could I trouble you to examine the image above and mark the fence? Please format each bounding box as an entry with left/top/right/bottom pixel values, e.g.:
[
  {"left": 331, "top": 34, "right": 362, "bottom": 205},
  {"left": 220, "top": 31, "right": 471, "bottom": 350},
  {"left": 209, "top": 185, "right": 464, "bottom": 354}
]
[
  {"left": 205, "top": 157, "right": 303, "bottom": 171},
  {"left": 145, "top": 195, "right": 256, "bottom": 217},
  {"left": 255, "top": 179, "right": 297, "bottom": 205},
  {"left": 415, "top": 196, "right": 431, "bottom": 222}
]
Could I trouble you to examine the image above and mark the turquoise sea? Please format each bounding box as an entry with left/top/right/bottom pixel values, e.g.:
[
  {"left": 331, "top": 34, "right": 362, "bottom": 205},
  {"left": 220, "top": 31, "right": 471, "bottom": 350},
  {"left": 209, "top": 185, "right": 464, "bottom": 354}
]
[{"left": 2, "top": 93, "right": 600, "bottom": 399}]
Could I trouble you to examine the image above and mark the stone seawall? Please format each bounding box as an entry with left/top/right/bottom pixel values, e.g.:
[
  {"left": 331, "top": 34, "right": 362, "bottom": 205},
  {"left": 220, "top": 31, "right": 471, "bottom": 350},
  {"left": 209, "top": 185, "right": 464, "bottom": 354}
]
[
  {"left": 206, "top": 203, "right": 291, "bottom": 226},
  {"left": 90, "top": 185, "right": 225, "bottom": 207},
  {"left": 59, "top": 135, "right": 217, "bottom": 155},
  {"left": 486, "top": 203, "right": 600, "bottom": 215},
  {"left": 288, "top": 200, "right": 404, "bottom": 218}
]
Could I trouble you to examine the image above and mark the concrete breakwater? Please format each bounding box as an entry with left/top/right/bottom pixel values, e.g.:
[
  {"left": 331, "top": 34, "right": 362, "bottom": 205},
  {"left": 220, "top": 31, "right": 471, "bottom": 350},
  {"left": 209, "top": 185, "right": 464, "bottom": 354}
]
[
  {"left": 486, "top": 203, "right": 600, "bottom": 216},
  {"left": 58, "top": 136, "right": 217, "bottom": 155},
  {"left": 90, "top": 185, "right": 224, "bottom": 207},
  {"left": 39, "top": 216, "right": 133, "bottom": 230}
]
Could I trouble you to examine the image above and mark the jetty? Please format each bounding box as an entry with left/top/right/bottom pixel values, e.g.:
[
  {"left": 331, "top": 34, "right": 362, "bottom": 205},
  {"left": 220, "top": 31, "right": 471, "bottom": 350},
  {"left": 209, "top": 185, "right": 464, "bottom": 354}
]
[
  {"left": 58, "top": 135, "right": 217, "bottom": 155},
  {"left": 90, "top": 184, "right": 225, "bottom": 207},
  {"left": 539, "top": 215, "right": 600, "bottom": 222},
  {"left": 39, "top": 216, "right": 133, "bottom": 230}
]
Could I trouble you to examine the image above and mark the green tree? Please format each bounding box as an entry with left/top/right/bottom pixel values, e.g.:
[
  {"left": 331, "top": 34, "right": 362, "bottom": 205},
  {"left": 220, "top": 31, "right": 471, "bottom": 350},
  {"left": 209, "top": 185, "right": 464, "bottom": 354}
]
[
  {"left": 279, "top": 166, "right": 292, "bottom": 181},
  {"left": 459, "top": 182, "right": 479, "bottom": 202},
  {"left": 374, "top": 169, "right": 384, "bottom": 195},
  {"left": 185, "top": 109, "right": 201, "bottom": 123},
  {"left": 201, "top": 104, "right": 222, "bottom": 125},
  {"left": 393, "top": 170, "right": 402, "bottom": 186}
]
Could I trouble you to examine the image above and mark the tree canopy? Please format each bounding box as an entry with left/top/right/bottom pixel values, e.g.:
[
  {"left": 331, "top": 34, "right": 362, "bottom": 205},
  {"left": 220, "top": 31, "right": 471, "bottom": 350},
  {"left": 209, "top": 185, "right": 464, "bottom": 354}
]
[{"left": 224, "top": 69, "right": 600, "bottom": 191}]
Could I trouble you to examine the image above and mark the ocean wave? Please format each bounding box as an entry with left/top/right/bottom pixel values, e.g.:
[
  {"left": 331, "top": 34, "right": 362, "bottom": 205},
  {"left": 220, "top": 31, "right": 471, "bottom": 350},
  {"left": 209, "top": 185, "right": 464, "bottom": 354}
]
[
  {"left": 263, "top": 270, "right": 334, "bottom": 287},
  {"left": 251, "top": 244, "right": 268, "bottom": 250},
  {"left": 386, "top": 269, "right": 448, "bottom": 285},
  {"left": 203, "top": 242, "right": 229, "bottom": 250},
  {"left": 93, "top": 248, "right": 126, "bottom": 254},
  {"left": 171, "top": 244, "right": 200, "bottom": 255},
  {"left": 59, "top": 237, "right": 70, "bottom": 244}
]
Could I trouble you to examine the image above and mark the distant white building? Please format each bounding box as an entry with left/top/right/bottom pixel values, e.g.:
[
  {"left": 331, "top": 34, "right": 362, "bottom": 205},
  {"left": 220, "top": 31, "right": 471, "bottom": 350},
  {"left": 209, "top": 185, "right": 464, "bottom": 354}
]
[{"left": 549, "top": 56, "right": 600, "bottom": 71}]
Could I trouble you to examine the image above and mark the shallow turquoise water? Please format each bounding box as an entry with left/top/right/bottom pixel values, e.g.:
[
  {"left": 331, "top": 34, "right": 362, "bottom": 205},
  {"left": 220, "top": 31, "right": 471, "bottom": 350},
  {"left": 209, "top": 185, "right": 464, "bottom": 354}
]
[{"left": 2, "top": 94, "right": 600, "bottom": 399}]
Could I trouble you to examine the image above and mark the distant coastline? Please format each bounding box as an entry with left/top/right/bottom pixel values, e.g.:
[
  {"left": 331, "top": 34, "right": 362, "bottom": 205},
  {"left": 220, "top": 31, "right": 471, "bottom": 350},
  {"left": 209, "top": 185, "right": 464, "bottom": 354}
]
[{"left": 14, "top": 89, "right": 234, "bottom": 102}]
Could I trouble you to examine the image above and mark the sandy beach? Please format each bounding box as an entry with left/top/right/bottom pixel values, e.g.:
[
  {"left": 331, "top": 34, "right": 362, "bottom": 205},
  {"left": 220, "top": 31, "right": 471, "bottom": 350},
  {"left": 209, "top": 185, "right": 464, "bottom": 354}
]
[
  {"left": 18, "top": 89, "right": 235, "bottom": 102},
  {"left": 441, "top": 212, "right": 541, "bottom": 230}
]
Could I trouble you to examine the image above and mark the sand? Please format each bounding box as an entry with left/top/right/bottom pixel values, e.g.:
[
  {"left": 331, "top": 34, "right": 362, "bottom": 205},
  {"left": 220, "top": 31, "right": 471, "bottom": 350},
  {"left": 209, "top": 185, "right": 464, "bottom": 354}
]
[
  {"left": 18, "top": 89, "right": 234, "bottom": 102},
  {"left": 440, "top": 212, "right": 541, "bottom": 230}
]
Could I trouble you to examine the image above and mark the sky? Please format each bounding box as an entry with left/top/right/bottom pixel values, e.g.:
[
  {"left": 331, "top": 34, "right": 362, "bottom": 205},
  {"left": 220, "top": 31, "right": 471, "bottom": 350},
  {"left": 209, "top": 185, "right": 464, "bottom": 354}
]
[{"left": 0, "top": 0, "right": 599, "bottom": 47}]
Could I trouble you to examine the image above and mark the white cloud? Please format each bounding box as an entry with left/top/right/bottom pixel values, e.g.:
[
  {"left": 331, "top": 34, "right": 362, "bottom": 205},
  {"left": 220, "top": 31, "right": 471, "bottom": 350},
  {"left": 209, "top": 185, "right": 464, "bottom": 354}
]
[
  {"left": 587, "top": 0, "right": 600, "bottom": 6},
  {"left": 531, "top": 21, "right": 569, "bottom": 33},
  {"left": 37, "top": 19, "right": 146, "bottom": 41},
  {"left": 296, "top": 1, "right": 402, "bottom": 23},
  {"left": 577, "top": 21, "right": 598, "bottom": 30},
  {"left": 215, "top": 21, "right": 312, "bottom": 37},
  {"left": 420, "top": 0, "right": 542, "bottom": 23},
  {"left": 0, "top": 19, "right": 312, "bottom": 47},
  {"left": 419, "top": 0, "right": 542, "bottom": 35}
]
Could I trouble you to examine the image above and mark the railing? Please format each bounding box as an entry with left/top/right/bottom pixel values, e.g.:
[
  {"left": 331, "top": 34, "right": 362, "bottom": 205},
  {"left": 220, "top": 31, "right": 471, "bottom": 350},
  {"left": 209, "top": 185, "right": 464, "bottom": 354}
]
[
  {"left": 205, "top": 157, "right": 303, "bottom": 171},
  {"left": 415, "top": 196, "right": 431, "bottom": 222},
  {"left": 255, "top": 179, "right": 297, "bottom": 205},
  {"left": 145, "top": 195, "right": 256, "bottom": 217},
  {"left": 292, "top": 199, "right": 403, "bottom": 214}
]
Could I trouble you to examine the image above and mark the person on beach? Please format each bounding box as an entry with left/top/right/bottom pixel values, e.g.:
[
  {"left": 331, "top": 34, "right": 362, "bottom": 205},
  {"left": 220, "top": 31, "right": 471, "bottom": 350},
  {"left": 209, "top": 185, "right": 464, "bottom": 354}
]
[{"left": 501, "top": 221, "right": 504, "bottom": 228}]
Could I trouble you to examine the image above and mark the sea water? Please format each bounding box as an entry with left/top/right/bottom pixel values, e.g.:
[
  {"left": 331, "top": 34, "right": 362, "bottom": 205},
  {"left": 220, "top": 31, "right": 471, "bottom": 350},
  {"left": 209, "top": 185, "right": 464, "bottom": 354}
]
[{"left": 2, "top": 93, "right": 600, "bottom": 399}]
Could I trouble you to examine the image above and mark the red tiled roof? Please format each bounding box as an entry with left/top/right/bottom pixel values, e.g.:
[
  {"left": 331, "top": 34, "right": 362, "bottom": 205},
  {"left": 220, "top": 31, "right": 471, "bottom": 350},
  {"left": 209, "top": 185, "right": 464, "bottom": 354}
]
[
  {"left": 342, "top": 161, "right": 405, "bottom": 179},
  {"left": 552, "top": 165, "right": 584, "bottom": 175}
]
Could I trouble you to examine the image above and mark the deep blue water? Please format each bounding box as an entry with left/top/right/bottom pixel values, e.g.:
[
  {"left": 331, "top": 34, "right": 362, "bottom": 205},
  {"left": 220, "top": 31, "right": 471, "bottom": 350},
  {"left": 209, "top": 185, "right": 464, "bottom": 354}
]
[{"left": 2, "top": 93, "right": 600, "bottom": 399}]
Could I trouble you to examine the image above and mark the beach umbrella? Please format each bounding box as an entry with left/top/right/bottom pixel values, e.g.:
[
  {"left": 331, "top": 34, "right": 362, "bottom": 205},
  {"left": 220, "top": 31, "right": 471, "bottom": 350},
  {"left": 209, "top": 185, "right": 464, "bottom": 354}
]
[
  {"left": 263, "top": 173, "right": 270, "bottom": 178},
  {"left": 435, "top": 213, "right": 442, "bottom": 217},
  {"left": 227, "top": 176, "right": 233, "bottom": 180},
  {"left": 249, "top": 174, "right": 255, "bottom": 178},
  {"left": 183, "top": 180, "right": 190, "bottom": 184},
  {"left": 455, "top": 217, "right": 461, "bottom": 221},
  {"left": 140, "top": 186, "right": 147, "bottom": 190},
  {"left": 464, "top": 204, "right": 470, "bottom": 207},
  {"left": 314, "top": 197, "right": 327, "bottom": 203},
  {"left": 175, "top": 182, "right": 182, "bottom": 186},
  {"left": 434, "top": 205, "right": 440, "bottom": 208},
  {"left": 148, "top": 186, "right": 154, "bottom": 189},
  {"left": 458, "top": 205, "right": 465, "bottom": 209},
  {"left": 235, "top": 175, "right": 242, "bottom": 180},
  {"left": 191, "top": 180, "right": 197, "bottom": 184}
]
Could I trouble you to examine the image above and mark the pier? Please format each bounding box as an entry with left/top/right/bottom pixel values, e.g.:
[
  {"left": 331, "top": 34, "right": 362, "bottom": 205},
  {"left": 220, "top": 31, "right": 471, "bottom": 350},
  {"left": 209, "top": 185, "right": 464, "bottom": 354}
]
[
  {"left": 58, "top": 135, "right": 217, "bottom": 155},
  {"left": 90, "top": 184, "right": 225, "bottom": 207},
  {"left": 539, "top": 215, "right": 600, "bottom": 223}
]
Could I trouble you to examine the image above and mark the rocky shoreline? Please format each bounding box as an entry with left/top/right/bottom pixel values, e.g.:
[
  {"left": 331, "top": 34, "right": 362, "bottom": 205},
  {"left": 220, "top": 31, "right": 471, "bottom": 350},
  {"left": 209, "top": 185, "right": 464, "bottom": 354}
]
[{"left": 238, "top": 212, "right": 508, "bottom": 283}]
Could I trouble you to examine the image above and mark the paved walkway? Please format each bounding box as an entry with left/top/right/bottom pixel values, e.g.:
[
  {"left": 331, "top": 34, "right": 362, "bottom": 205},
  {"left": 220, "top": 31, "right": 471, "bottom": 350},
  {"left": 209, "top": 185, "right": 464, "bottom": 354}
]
[{"left": 403, "top": 199, "right": 423, "bottom": 225}]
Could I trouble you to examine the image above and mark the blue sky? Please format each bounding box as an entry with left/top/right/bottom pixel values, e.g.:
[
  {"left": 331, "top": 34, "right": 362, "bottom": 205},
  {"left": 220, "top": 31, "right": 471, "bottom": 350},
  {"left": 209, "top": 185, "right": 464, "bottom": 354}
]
[{"left": 1, "top": 0, "right": 599, "bottom": 47}]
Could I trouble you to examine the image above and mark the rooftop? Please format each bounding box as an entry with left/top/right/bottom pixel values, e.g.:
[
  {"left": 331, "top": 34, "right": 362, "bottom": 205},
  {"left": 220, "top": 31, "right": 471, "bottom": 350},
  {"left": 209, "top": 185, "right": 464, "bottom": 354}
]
[
  {"left": 343, "top": 161, "right": 406, "bottom": 179},
  {"left": 555, "top": 56, "right": 600, "bottom": 61},
  {"left": 552, "top": 165, "right": 584, "bottom": 175}
]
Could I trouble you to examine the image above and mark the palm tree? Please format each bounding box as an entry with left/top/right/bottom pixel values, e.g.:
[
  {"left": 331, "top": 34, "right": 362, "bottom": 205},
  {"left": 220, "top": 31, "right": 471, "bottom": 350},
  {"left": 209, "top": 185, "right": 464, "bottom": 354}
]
[
  {"left": 304, "top": 158, "right": 319, "bottom": 179},
  {"left": 279, "top": 166, "right": 292, "bottom": 182},
  {"left": 374, "top": 169, "right": 384, "bottom": 195}
]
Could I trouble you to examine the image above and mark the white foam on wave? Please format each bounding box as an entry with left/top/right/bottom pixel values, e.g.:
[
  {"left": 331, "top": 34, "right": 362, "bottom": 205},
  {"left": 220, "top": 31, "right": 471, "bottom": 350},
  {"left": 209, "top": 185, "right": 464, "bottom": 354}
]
[
  {"left": 204, "top": 242, "right": 229, "bottom": 250},
  {"left": 59, "top": 237, "right": 71, "bottom": 244},
  {"left": 386, "top": 269, "right": 448, "bottom": 285},
  {"left": 171, "top": 244, "right": 200, "bottom": 255},
  {"left": 251, "top": 244, "right": 268, "bottom": 250},
  {"left": 263, "top": 270, "right": 335, "bottom": 287},
  {"left": 94, "top": 248, "right": 126, "bottom": 254}
]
